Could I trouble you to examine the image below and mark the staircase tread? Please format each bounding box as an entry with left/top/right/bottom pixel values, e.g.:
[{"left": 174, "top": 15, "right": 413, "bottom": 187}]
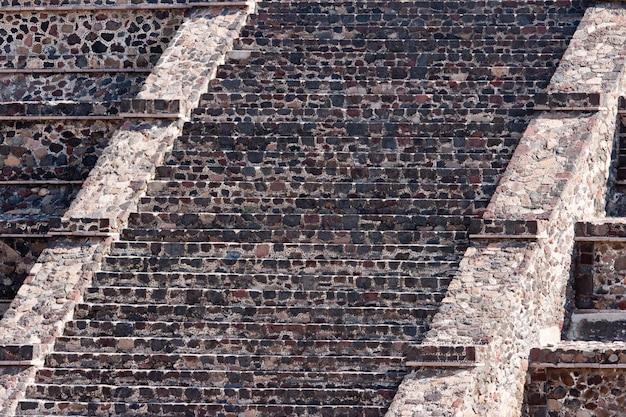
[
  {"left": 111, "top": 241, "right": 462, "bottom": 247},
  {"left": 55, "top": 336, "right": 421, "bottom": 343},
  {"left": 77, "top": 302, "right": 440, "bottom": 310},
  {"left": 66, "top": 319, "right": 429, "bottom": 327},
  {"left": 40, "top": 367, "right": 408, "bottom": 372},
  {"left": 94, "top": 270, "right": 448, "bottom": 277},
  {"left": 46, "top": 352, "right": 409, "bottom": 359},
  {"left": 86, "top": 285, "right": 445, "bottom": 294}
]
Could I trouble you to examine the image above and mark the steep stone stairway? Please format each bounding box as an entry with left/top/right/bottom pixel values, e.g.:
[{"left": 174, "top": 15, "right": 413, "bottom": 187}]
[
  {"left": 0, "top": 3, "right": 192, "bottom": 312},
  {"left": 16, "top": 0, "right": 586, "bottom": 415}
]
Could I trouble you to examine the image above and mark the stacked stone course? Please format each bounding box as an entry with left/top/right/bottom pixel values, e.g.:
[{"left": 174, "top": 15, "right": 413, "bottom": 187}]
[{"left": 0, "top": 3, "right": 251, "bottom": 414}]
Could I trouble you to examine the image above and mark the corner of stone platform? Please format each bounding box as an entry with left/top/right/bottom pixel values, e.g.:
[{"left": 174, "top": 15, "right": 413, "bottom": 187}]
[{"left": 387, "top": 4, "right": 626, "bottom": 417}]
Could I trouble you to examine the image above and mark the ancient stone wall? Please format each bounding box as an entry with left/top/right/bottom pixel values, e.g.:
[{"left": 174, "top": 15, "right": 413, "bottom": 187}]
[
  {"left": 527, "top": 342, "right": 626, "bottom": 416},
  {"left": 0, "top": 120, "right": 116, "bottom": 179},
  {"left": 0, "top": 10, "right": 179, "bottom": 56},
  {"left": 65, "top": 5, "right": 252, "bottom": 228},
  {"left": 0, "top": 10, "right": 185, "bottom": 101},
  {"left": 575, "top": 238, "right": 626, "bottom": 311},
  {"left": 387, "top": 3, "right": 626, "bottom": 416}
]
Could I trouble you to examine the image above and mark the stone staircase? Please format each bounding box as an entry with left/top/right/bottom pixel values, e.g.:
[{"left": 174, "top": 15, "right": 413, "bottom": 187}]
[
  {"left": 14, "top": 0, "right": 587, "bottom": 415},
  {"left": 0, "top": 3, "right": 198, "bottom": 312}
]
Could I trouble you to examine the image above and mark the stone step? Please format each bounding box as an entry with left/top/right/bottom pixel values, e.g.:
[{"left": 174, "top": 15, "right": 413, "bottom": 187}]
[
  {"left": 93, "top": 271, "right": 454, "bottom": 292},
  {"left": 26, "top": 384, "right": 397, "bottom": 405},
  {"left": 215, "top": 64, "right": 558, "bottom": 82},
  {"left": 232, "top": 37, "right": 569, "bottom": 54},
  {"left": 137, "top": 196, "right": 488, "bottom": 216},
  {"left": 152, "top": 165, "right": 503, "bottom": 185},
  {"left": 121, "top": 228, "right": 467, "bottom": 246},
  {"left": 102, "top": 253, "right": 461, "bottom": 277},
  {"left": 17, "top": 400, "right": 389, "bottom": 417},
  {"left": 183, "top": 120, "right": 529, "bottom": 138},
  {"left": 74, "top": 303, "right": 438, "bottom": 324},
  {"left": 144, "top": 180, "right": 487, "bottom": 200},
  {"left": 238, "top": 24, "right": 578, "bottom": 41},
  {"left": 208, "top": 77, "right": 549, "bottom": 95},
  {"left": 225, "top": 50, "right": 563, "bottom": 69},
  {"left": 200, "top": 87, "right": 539, "bottom": 108},
  {"left": 53, "top": 336, "right": 416, "bottom": 357},
  {"left": 196, "top": 92, "right": 537, "bottom": 114},
  {"left": 108, "top": 241, "right": 462, "bottom": 262},
  {"left": 82, "top": 286, "right": 446, "bottom": 307},
  {"left": 193, "top": 106, "right": 533, "bottom": 124},
  {"left": 169, "top": 181, "right": 486, "bottom": 202},
  {"left": 256, "top": 0, "right": 588, "bottom": 15},
  {"left": 165, "top": 150, "right": 513, "bottom": 170},
  {"left": 101, "top": 255, "right": 459, "bottom": 274},
  {"left": 126, "top": 212, "right": 470, "bottom": 232},
  {"left": 44, "top": 350, "right": 406, "bottom": 371},
  {"left": 35, "top": 367, "right": 406, "bottom": 388},
  {"left": 173, "top": 133, "right": 519, "bottom": 153},
  {"left": 246, "top": 12, "right": 581, "bottom": 28},
  {"left": 64, "top": 320, "right": 427, "bottom": 340}
]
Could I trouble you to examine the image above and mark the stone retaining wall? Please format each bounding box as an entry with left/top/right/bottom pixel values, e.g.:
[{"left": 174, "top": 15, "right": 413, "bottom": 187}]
[
  {"left": 0, "top": 10, "right": 181, "bottom": 57},
  {"left": 65, "top": 5, "right": 253, "bottom": 228},
  {"left": 526, "top": 342, "right": 626, "bottom": 416},
  {"left": 0, "top": 9, "right": 185, "bottom": 100},
  {"left": 0, "top": 1, "right": 248, "bottom": 305},
  {"left": 0, "top": 73, "right": 148, "bottom": 101},
  {"left": 0, "top": 120, "right": 116, "bottom": 178},
  {"left": 575, "top": 239, "right": 626, "bottom": 310},
  {"left": 387, "top": 3, "right": 626, "bottom": 416}
]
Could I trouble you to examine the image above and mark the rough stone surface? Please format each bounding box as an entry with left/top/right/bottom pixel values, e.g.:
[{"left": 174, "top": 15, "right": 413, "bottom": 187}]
[
  {"left": 3, "top": 0, "right": 623, "bottom": 416},
  {"left": 0, "top": 239, "right": 46, "bottom": 301},
  {"left": 0, "top": 5, "right": 197, "bottom": 305},
  {"left": 0, "top": 10, "right": 186, "bottom": 101},
  {"left": 0, "top": 121, "right": 116, "bottom": 179},
  {"left": 526, "top": 341, "right": 626, "bottom": 417},
  {"left": 0, "top": 10, "right": 181, "bottom": 56},
  {"left": 388, "top": 3, "right": 625, "bottom": 416}
]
